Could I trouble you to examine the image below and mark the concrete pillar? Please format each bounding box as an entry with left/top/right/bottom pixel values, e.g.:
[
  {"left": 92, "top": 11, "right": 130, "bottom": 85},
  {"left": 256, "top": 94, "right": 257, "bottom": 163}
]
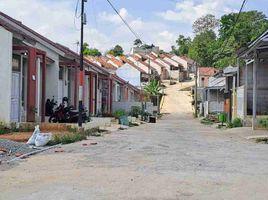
[
  {"left": 84, "top": 75, "right": 89, "bottom": 111},
  {"left": 245, "top": 62, "right": 248, "bottom": 119},
  {"left": 237, "top": 58, "right": 240, "bottom": 87},
  {"left": 109, "top": 79, "right": 113, "bottom": 114},
  {"left": 252, "top": 52, "right": 258, "bottom": 130},
  {"left": 36, "top": 58, "right": 41, "bottom": 117},
  {"left": 74, "top": 66, "right": 78, "bottom": 109},
  {"left": 115, "top": 83, "right": 118, "bottom": 102},
  {"left": 89, "top": 72, "right": 94, "bottom": 114},
  {"left": 0, "top": 27, "right": 12, "bottom": 123},
  {"left": 232, "top": 75, "right": 237, "bottom": 119}
]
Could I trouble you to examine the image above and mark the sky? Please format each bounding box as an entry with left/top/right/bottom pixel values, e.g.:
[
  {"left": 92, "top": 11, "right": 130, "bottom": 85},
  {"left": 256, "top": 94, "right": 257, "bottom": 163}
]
[{"left": 1, "top": 0, "right": 268, "bottom": 53}]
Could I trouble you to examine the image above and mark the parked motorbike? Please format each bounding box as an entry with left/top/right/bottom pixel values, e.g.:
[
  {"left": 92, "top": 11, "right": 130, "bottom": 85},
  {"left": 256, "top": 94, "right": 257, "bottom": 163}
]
[
  {"left": 45, "top": 96, "right": 57, "bottom": 116},
  {"left": 48, "top": 97, "right": 89, "bottom": 123}
]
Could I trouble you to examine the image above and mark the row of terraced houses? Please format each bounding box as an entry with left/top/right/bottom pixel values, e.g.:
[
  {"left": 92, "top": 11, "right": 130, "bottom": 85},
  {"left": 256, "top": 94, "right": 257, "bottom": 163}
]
[{"left": 0, "top": 12, "right": 194, "bottom": 124}]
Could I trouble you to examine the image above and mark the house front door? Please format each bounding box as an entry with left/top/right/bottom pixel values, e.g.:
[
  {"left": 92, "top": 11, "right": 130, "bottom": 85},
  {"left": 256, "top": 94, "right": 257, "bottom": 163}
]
[{"left": 10, "top": 72, "right": 20, "bottom": 122}]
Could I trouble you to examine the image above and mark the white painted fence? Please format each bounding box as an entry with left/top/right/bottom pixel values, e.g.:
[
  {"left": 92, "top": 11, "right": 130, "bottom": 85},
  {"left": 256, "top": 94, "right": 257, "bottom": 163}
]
[
  {"left": 237, "top": 85, "right": 245, "bottom": 119},
  {"left": 112, "top": 101, "right": 157, "bottom": 114}
]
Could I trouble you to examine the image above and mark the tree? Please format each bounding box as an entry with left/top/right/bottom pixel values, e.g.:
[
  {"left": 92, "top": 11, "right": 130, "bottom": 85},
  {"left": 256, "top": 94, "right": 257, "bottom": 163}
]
[
  {"left": 193, "top": 14, "right": 219, "bottom": 34},
  {"left": 83, "top": 43, "right": 102, "bottom": 56},
  {"left": 134, "top": 39, "right": 142, "bottom": 47},
  {"left": 108, "top": 45, "right": 124, "bottom": 56},
  {"left": 176, "top": 35, "right": 192, "bottom": 55},
  {"left": 215, "top": 11, "right": 268, "bottom": 68},
  {"left": 172, "top": 11, "right": 268, "bottom": 69},
  {"left": 219, "top": 11, "right": 268, "bottom": 47},
  {"left": 188, "top": 30, "right": 217, "bottom": 67}
]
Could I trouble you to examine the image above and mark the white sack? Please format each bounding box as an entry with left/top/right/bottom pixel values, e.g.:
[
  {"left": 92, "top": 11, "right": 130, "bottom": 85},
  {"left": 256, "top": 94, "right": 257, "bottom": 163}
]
[
  {"left": 26, "top": 125, "right": 40, "bottom": 145},
  {"left": 34, "top": 133, "right": 52, "bottom": 147}
]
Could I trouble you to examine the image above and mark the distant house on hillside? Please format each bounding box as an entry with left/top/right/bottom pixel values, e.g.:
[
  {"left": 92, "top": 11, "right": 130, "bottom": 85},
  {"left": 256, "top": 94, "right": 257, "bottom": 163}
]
[
  {"left": 131, "top": 46, "right": 160, "bottom": 55},
  {"left": 116, "top": 57, "right": 148, "bottom": 87},
  {"left": 197, "top": 67, "right": 218, "bottom": 88},
  {"left": 202, "top": 72, "right": 225, "bottom": 116},
  {"left": 171, "top": 55, "right": 195, "bottom": 73}
]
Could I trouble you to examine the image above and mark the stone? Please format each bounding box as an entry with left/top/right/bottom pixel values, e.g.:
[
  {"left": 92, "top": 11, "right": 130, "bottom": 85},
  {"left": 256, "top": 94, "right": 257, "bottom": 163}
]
[
  {"left": 0, "top": 150, "right": 6, "bottom": 155},
  {"left": 15, "top": 153, "right": 23, "bottom": 157}
]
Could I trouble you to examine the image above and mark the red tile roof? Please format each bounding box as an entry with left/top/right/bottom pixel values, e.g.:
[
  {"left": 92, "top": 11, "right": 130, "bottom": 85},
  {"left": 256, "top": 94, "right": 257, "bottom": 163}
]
[{"left": 198, "top": 67, "right": 218, "bottom": 76}]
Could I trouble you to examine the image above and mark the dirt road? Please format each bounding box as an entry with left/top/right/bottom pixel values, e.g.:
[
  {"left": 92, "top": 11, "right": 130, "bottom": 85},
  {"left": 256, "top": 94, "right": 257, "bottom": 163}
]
[{"left": 1, "top": 81, "right": 268, "bottom": 200}]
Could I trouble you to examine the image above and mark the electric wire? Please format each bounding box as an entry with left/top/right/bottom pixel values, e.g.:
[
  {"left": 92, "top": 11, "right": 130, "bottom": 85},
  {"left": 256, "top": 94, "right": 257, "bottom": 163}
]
[
  {"left": 217, "top": 0, "right": 248, "bottom": 57},
  {"left": 105, "top": 0, "right": 144, "bottom": 42}
]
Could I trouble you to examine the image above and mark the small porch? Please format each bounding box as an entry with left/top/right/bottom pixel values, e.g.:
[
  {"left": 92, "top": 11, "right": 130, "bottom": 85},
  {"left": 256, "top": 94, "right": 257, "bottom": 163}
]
[
  {"left": 11, "top": 46, "right": 47, "bottom": 123},
  {"left": 203, "top": 87, "right": 225, "bottom": 117},
  {"left": 237, "top": 30, "right": 268, "bottom": 129},
  {"left": 97, "top": 75, "right": 113, "bottom": 116}
]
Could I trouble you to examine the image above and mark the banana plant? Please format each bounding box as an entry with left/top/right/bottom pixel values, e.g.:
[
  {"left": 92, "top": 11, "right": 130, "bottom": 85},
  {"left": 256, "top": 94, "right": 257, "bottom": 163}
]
[{"left": 144, "top": 79, "right": 162, "bottom": 96}]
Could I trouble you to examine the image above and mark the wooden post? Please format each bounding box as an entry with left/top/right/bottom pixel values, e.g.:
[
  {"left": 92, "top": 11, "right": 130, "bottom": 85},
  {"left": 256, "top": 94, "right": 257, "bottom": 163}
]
[
  {"left": 252, "top": 52, "right": 258, "bottom": 130},
  {"left": 27, "top": 48, "right": 37, "bottom": 122},
  {"left": 194, "top": 62, "right": 198, "bottom": 118},
  {"left": 232, "top": 74, "right": 236, "bottom": 120},
  {"left": 237, "top": 58, "right": 240, "bottom": 87},
  {"left": 245, "top": 62, "right": 248, "bottom": 121}
]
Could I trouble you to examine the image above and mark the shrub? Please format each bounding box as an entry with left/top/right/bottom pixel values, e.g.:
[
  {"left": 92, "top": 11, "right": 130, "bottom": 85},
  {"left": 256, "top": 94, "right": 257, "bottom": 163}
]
[
  {"left": 229, "top": 118, "right": 243, "bottom": 128},
  {"left": 113, "top": 109, "right": 126, "bottom": 119},
  {"left": 200, "top": 118, "right": 213, "bottom": 125},
  {"left": 48, "top": 132, "right": 86, "bottom": 145},
  {"left": 10, "top": 122, "right": 19, "bottom": 132},
  {"left": 257, "top": 118, "right": 268, "bottom": 128},
  {"left": 129, "top": 106, "right": 142, "bottom": 118},
  {"left": 48, "top": 127, "right": 102, "bottom": 146},
  {"left": 0, "top": 121, "right": 10, "bottom": 135}
]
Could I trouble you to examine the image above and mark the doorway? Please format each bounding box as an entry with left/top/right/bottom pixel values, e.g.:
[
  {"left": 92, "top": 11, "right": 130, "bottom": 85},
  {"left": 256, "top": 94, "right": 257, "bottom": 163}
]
[{"left": 10, "top": 72, "right": 21, "bottom": 122}]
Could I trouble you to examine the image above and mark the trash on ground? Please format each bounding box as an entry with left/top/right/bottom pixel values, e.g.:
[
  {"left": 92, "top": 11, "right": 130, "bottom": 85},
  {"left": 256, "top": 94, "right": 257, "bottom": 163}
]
[
  {"left": 26, "top": 125, "right": 40, "bottom": 145},
  {"left": 34, "top": 133, "right": 52, "bottom": 147},
  {"left": 54, "top": 149, "right": 65, "bottom": 153},
  {"left": 26, "top": 125, "right": 52, "bottom": 147}
]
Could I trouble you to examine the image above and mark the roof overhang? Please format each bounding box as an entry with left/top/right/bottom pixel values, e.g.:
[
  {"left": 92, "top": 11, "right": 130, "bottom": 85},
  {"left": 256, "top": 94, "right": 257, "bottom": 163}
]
[
  {"left": 238, "top": 30, "right": 268, "bottom": 59},
  {"left": 0, "top": 12, "right": 65, "bottom": 56}
]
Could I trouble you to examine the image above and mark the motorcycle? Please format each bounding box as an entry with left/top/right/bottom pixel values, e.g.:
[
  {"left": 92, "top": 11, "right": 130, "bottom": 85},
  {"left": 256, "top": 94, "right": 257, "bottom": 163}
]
[
  {"left": 45, "top": 96, "right": 57, "bottom": 116},
  {"left": 48, "top": 97, "right": 89, "bottom": 123}
]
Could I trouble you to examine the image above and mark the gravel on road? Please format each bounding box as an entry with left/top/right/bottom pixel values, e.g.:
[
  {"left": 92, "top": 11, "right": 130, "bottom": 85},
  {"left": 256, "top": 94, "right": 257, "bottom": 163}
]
[{"left": 0, "top": 139, "right": 35, "bottom": 162}]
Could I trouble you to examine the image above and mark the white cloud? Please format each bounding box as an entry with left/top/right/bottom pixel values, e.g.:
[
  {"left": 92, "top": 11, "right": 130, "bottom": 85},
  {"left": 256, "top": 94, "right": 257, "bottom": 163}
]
[
  {"left": 0, "top": 0, "right": 112, "bottom": 52},
  {"left": 99, "top": 8, "right": 129, "bottom": 25},
  {"left": 2, "top": 0, "right": 230, "bottom": 53},
  {"left": 98, "top": 8, "right": 177, "bottom": 52},
  {"left": 159, "top": 0, "right": 238, "bottom": 23}
]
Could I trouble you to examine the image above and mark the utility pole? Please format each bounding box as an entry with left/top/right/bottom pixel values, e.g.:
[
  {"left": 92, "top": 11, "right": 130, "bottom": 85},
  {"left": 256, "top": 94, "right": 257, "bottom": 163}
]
[
  {"left": 78, "top": 0, "right": 87, "bottom": 127},
  {"left": 194, "top": 62, "right": 198, "bottom": 118}
]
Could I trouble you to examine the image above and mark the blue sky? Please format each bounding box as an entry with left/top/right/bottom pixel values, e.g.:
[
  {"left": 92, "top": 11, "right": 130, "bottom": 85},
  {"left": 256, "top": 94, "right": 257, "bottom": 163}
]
[{"left": 1, "top": 0, "right": 268, "bottom": 53}]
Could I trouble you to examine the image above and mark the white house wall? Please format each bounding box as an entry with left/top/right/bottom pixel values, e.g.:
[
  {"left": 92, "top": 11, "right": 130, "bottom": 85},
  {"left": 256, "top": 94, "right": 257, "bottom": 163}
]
[
  {"left": 36, "top": 43, "right": 61, "bottom": 104},
  {"left": 155, "top": 59, "right": 170, "bottom": 72},
  {"left": 0, "top": 27, "right": 12, "bottom": 123},
  {"left": 171, "top": 56, "right": 188, "bottom": 70},
  {"left": 163, "top": 57, "right": 178, "bottom": 67},
  {"left": 145, "top": 60, "right": 161, "bottom": 75},
  {"left": 116, "top": 63, "right": 141, "bottom": 87},
  {"left": 128, "top": 57, "right": 149, "bottom": 73}
]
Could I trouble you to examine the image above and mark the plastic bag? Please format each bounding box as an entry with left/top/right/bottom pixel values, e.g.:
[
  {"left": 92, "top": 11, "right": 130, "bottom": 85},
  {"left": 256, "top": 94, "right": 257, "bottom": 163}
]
[
  {"left": 34, "top": 133, "right": 52, "bottom": 147},
  {"left": 26, "top": 125, "right": 40, "bottom": 145}
]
